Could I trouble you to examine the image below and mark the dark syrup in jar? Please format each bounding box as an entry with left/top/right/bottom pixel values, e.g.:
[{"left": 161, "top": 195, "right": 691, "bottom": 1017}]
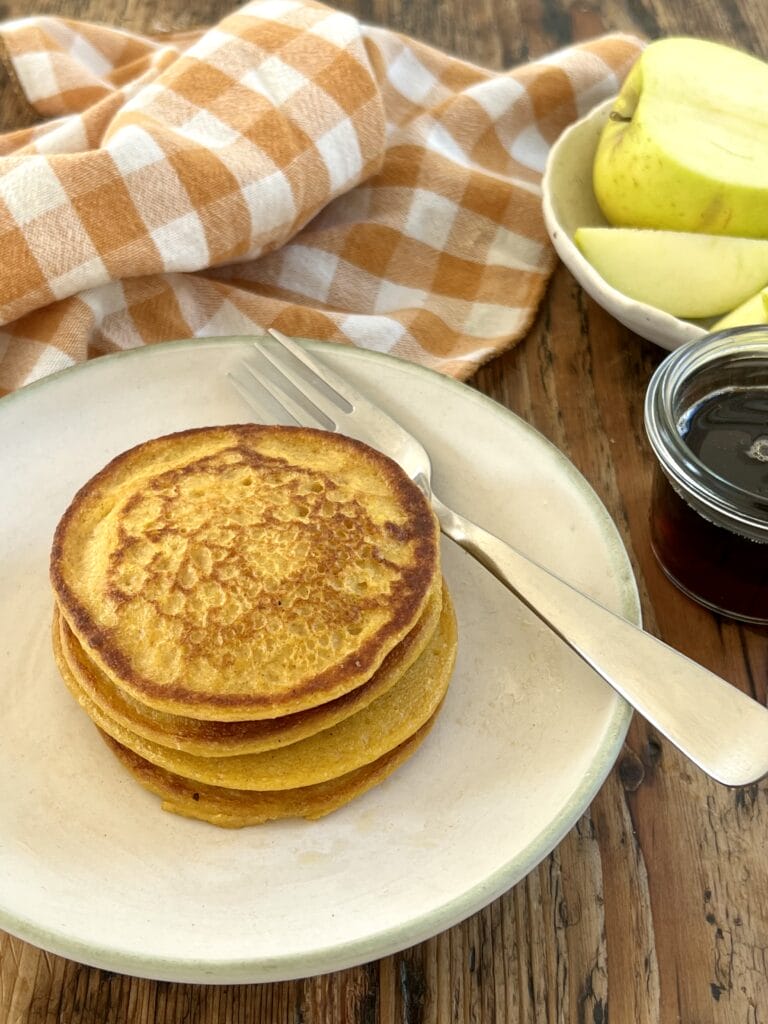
[
  {"left": 683, "top": 389, "right": 768, "bottom": 497},
  {"left": 650, "top": 387, "right": 768, "bottom": 622}
]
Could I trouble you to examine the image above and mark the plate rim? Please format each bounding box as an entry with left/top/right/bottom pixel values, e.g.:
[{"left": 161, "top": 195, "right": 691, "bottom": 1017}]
[{"left": 0, "top": 336, "right": 639, "bottom": 982}]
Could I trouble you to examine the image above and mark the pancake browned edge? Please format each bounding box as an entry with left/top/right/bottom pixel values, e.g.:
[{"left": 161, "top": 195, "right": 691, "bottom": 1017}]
[
  {"left": 99, "top": 709, "right": 442, "bottom": 828},
  {"left": 52, "top": 585, "right": 458, "bottom": 791},
  {"left": 53, "top": 577, "right": 444, "bottom": 756},
  {"left": 50, "top": 425, "right": 440, "bottom": 722}
]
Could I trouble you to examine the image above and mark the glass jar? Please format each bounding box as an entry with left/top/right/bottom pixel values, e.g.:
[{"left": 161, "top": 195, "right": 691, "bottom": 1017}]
[{"left": 644, "top": 326, "right": 768, "bottom": 624}]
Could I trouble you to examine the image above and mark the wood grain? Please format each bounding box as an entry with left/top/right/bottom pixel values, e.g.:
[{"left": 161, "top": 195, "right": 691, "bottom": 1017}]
[{"left": 2, "top": 0, "right": 767, "bottom": 1022}]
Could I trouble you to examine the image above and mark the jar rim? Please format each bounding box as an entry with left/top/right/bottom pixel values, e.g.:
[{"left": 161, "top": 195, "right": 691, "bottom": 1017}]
[{"left": 644, "top": 325, "right": 768, "bottom": 541}]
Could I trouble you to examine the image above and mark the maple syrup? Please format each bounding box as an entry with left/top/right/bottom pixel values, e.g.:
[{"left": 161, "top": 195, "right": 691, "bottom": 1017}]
[
  {"left": 683, "top": 388, "right": 768, "bottom": 497},
  {"left": 645, "top": 328, "right": 768, "bottom": 624}
]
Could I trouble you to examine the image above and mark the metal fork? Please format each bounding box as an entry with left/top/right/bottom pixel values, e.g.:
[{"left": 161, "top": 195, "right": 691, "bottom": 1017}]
[{"left": 230, "top": 329, "right": 768, "bottom": 787}]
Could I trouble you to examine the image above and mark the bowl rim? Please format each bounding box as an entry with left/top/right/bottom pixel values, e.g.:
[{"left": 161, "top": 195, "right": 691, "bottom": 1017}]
[{"left": 541, "top": 97, "right": 708, "bottom": 351}]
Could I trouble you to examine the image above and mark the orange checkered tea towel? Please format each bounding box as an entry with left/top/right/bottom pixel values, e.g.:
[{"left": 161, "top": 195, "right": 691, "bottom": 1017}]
[{"left": 0, "top": 2, "right": 642, "bottom": 392}]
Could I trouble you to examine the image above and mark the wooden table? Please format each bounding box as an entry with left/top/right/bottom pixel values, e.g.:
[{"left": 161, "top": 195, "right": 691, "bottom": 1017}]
[{"left": 2, "top": 1, "right": 767, "bottom": 1021}]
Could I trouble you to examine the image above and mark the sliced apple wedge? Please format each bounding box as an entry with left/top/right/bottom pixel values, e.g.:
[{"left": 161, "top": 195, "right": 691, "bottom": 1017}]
[
  {"left": 574, "top": 228, "right": 768, "bottom": 318},
  {"left": 712, "top": 288, "right": 768, "bottom": 330}
]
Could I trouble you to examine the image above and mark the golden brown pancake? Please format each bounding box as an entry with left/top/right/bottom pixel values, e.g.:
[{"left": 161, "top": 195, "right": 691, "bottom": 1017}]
[
  {"left": 99, "top": 710, "right": 440, "bottom": 828},
  {"left": 54, "top": 578, "right": 443, "bottom": 756},
  {"left": 50, "top": 425, "right": 440, "bottom": 720},
  {"left": 53, "top": 586, "right": 458, "bottom": 791}
]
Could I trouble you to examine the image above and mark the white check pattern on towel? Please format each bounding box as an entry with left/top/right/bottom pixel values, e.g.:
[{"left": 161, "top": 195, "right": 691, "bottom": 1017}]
[{"left": 0, "top": 1, "right": 642, "bottom": 390}]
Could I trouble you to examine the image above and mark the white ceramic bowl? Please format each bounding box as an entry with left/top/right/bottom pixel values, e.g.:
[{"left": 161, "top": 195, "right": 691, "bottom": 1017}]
[{"left": 542, "top": 98, "right": 710, "bottom": 351}]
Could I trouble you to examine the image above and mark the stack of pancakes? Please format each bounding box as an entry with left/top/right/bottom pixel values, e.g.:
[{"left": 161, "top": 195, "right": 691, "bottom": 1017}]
[{"left": 50, "top": 424, "right": 456, "bottom": 828}]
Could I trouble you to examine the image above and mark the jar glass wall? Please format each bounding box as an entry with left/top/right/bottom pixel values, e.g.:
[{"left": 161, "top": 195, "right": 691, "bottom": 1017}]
[{"left": 644, "top": 326, "right": 768, "bottom": 624}]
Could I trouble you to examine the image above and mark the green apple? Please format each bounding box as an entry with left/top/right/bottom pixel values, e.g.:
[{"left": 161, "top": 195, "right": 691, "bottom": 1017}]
[
  {"left": 593, "top": 38, "right": 768, "bottom": 238},
  {"left": 711, "top": 288, "right": 768, "bottom": 330},
  {"left": 574, "top": 227, "right": 768, "bottom": 318}
]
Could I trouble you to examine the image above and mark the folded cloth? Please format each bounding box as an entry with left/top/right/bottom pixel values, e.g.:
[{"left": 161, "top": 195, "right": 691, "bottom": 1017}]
[{"left": 0, "top": 2, "right": 642, "bottom": 392}]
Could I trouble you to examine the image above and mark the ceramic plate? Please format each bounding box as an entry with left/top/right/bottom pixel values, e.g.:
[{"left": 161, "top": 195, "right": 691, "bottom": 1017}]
[
  {"left": 0, "top": 337, "right": 639, "bottom": 983},
  {"left": 542, "top": 98, "right": 710, "bottom": 351}
]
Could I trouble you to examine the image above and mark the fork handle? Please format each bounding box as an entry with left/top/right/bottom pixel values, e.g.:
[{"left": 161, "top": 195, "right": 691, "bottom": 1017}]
[{"left": 432, "top": 495, "right": 768, "bottom": 787}]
